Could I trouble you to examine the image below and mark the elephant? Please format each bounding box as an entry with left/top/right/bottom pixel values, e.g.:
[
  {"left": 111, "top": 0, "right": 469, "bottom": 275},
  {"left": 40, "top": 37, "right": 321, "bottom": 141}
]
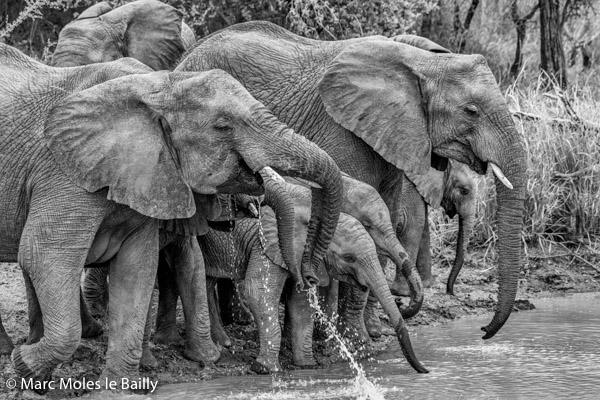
[
  {"left": 360, "top": 160, "right": 479, "bottom": 338},
  {"left": 211, "top": 171, "right": 424, "bottom": 346},
  {"left": 202, "top": 182, "right": 427, "bottom": 374},
  {"left": 0, "top": 44, "right": 343, "bottom": 392},
  {"left": 177, "top": 22, "right": 526, "bottom": 342},
  {"left": 51, "top": 0, "right": 195, "bottom": 70}
]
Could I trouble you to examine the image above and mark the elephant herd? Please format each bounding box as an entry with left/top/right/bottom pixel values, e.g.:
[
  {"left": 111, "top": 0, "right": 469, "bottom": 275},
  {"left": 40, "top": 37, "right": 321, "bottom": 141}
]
[{"left": 0, "top": 0, "right": 526, "bottom": 394}]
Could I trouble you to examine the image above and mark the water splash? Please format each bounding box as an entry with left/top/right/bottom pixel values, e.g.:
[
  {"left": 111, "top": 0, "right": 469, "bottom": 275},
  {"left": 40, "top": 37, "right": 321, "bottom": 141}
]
[{"left": 307, "top": 288, "right": 385, "bottom": 400}]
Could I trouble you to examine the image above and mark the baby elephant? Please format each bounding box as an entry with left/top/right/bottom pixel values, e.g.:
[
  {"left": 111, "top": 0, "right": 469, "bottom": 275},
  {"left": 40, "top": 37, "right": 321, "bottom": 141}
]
[{"left": 202, "top": 183, "right": 427, "bottom": 374}]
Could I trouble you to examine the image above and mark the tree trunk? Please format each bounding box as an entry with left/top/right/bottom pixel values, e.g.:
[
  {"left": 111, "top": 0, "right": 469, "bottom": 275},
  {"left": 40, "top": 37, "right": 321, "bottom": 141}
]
[
  {"left": 539, "top": 0, "right": 567, "bottom": 88},
  {"left": 510, "top": 1, "right": 539, "bottom": 80}
]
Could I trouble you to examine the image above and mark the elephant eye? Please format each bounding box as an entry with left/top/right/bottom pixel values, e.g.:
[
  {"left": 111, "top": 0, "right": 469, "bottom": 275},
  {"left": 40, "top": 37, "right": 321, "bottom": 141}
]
[
  {"left": 465, "top": 104, "right": 479, "bottom": 117},
  {"left": 460, "top": 188, "right": 470, "bottom": 196},
  {"left": 214, "top": 117, "right": 232, "bottom": 132},
  {"left": 342, "top": 254, "right": 356, "bottom": 263}
]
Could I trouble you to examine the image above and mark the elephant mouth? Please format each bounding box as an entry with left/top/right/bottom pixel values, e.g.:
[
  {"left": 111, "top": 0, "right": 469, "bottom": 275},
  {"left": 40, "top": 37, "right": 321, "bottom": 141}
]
[
  {"left": 433, "top": 145, "right": 487, "bottom": 175},
  {"left": 215, "top": 160, "right": 265, "bottom": 195}
]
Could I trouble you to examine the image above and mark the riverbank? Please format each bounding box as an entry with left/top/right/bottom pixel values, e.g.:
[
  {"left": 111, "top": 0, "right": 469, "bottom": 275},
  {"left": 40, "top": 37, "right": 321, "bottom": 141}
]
[{"left": 1, "top": 245, "right": 599, "bottom": 399}]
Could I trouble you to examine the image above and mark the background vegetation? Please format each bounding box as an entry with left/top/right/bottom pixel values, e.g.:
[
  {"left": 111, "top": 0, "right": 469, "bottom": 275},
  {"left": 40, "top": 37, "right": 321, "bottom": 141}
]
[{"left": 2, "top": 0, "right": 600, "bottom": 265}]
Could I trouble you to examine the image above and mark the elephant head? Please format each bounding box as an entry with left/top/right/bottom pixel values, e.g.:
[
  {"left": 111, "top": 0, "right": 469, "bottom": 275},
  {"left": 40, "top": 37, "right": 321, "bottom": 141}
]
[
  {"left": 43, "top": 69, "right": 342, "bottom": 289},
  {"left": 442, "top": 160, "right": 479, "bottom": 295},
  {"left": 286, "top": 174, "right": 423, "bottom": 319},
  {"left": 52, "top": 0, "right": 194, "bottom": 69},
  {"left": 261, "top": 183, "right": 427, "bottom": 373},
  {"left": 318, "top": 39, "right": 526, "bottom": 339}
]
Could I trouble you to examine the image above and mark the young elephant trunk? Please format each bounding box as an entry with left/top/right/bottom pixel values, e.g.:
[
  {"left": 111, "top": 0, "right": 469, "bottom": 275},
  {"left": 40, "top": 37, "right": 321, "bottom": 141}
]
[
  {"left": 364, "top": 257, "right": 428, "bottom": 373},
  {"left": 382, "top": 235, "right": 423, "bottom": 319},
  {"left": 446, "top": 214, "right": 475, "bottom": 295},
  {"left": 241, "top": 106, "right": 343, "bottom": 289},
  {"left": 260, "top": 170, "right": 298, "bottom": 277}
]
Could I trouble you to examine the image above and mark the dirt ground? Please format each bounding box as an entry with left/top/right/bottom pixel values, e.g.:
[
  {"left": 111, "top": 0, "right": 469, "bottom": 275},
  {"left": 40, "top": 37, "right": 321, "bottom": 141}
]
[{"left": 1, "top": 246, "right": 599, "bottom": 399}]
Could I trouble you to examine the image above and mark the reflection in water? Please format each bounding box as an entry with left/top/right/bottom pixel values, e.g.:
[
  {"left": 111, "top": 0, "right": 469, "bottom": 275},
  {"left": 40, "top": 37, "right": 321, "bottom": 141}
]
[{"left": 106, "top": 293, "right": 600, "bottom": 400}]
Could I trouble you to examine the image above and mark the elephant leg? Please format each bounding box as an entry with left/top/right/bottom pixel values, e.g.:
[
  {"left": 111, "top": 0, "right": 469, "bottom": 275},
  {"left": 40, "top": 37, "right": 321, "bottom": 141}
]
[
  {"left": 337, "top": 282, "right": 371, "bottom": 347},
  {"left": 230, "top": 280, "right": 253, "bottom": 325},
  {"left": 22, "top": 269, "right": 44, "bottom": 345},
  {"left": 416, "top": 207, "right": 434, "bottom": 288},
  {"left": 12, "top": 205, "right": 102, "bottom": 393},
  {"left": 286, "top": 287, "right": 316, "bottom": 368},
  {"left": 153, "top": 253, "right": 183, "bottom": 346},
  {"left": 208, "top": 278, "right": 231, "bottom": 347},
  {"left": 363, "top": 290, "right": 382, "bottom": 339},
  {"left": 101, "top": 219, "right": 159, "bottom": 384},
  {"left": 0, "top": 312, "right": 14, "bottom": 355},
  {"left": 245, "top": 251, "right": 287, "bottom": 374},
  {"left": 169, "top": 238, "right": 219, "bottom": 365},
  {"left": 140, "top": 295, "right": 158, "bottom": 370},
  {"left": 314, "top": 279, "right": 338, "bottom": 340},
  {"left": 82, "top": 265, "right": 109, "bottom": 319},
  {"left": 79, "top": 287, "right": 103, "bottom": 339}
]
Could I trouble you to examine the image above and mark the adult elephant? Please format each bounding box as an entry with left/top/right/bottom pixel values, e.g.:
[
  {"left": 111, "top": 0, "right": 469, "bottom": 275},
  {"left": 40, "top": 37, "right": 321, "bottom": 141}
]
[
  {"left": 51, "top": 0, "right": 195, "bottom": 69},
  {"left": 0, "top": 44, "right": 342, "bottom": 391},
  {"left": 177, "top": 21, "right": 527, "bottom": 340}
]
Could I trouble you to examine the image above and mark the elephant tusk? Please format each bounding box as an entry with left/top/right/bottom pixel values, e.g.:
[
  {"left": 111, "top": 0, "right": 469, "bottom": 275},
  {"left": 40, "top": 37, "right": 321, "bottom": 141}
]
[
  {"left": 260, "top": 166, "right": 286, "bottom": 184},
  {"left": 247, "top": 202, "right": 259, "bottom": 218},
  {"left": 490, "top": 163, "right": 513, "bottom": 190}
]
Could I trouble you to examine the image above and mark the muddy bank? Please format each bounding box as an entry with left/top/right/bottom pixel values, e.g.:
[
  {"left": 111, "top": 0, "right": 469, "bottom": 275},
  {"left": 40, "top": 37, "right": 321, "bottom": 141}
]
[{"left": 1, "top": 246, "right": 599, "bottom": 399}]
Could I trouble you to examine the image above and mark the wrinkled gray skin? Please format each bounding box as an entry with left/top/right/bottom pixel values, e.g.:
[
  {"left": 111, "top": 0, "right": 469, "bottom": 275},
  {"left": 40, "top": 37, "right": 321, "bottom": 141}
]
[
  {"left": 203, "top": 183, "right": 428, "bottom": 374},
  {"left": 285, "top": 174, "right": 424, "bottom": 344},
  {"left": 73, "top": 193, "right": 260, "bottom": 370},
  {"left": 52, "top": 0, "right": 195, "bottom": 70},
  {"left": 179, "top": 23, "right": 527, "bottom": 342},
  {"left": 0, "top": 44, "right": 343, "bottom": 392},
  {"left": 37, "top": 0, "right": 301, "bottom": 369},
  {"left": 363, "top": 160, "right": 479, "bottom": 337}
]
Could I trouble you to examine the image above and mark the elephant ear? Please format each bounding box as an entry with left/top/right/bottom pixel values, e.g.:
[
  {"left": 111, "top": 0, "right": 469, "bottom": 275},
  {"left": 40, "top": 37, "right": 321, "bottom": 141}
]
[
  {"left": 102, "top": 0, "right": 185, "bottom": 70},
  {"left": 77, "top": 2, "right": 112, "bottom": 19},
  {"left": 405, "top": 168, "right": 445, "bottom": 209},
  {"left": 44, "top": 73, "right": 195, "bottom": 220},
  {"left": 318, "top": 41, "right": 431, "bottom": 177},
  {"left": 392, "top": 35, "right": 451, "bottom": 54}
]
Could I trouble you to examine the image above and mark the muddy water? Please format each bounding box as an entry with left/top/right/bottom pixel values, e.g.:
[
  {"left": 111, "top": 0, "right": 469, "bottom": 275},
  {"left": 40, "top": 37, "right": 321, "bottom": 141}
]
[{"left": 115, "top": 293, "right": 600, "bottom": 399}]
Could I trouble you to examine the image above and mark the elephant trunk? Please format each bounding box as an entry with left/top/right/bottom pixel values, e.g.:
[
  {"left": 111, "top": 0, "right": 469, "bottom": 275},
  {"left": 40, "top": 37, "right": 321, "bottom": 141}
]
[
  {"left": 241, "top": 106, "right": 343, "bottom": 289},
  {"left": 382, "top": 234, "right": 423, "bottom": 319},
  {"left": 478, "top": 120, "right": 526, "bottom": 340},
  {"left": 365, "top": 261, "right": 428, "bottom": 373},
  {"left": 446, "top": 214, "right": 474, "bottom": 295},
  {"left": 260, "top": 171, "right": 298, "bottom": 279}
]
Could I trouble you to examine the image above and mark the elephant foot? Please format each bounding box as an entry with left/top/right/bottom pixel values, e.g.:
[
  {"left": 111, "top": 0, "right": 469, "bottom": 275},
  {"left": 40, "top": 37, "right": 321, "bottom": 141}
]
[
  {"left": 211, "top": 327, "right": 232, "bottom": 348},
  {"left": 292, "top": 355, "right": 317, "bottom": 369},
  {"left": 81, "top": 317, "right": 103, "bottom": 339},
  {"left": 12, "top": 346, "right": 53, "bottom": 395},
  {"left": 140, "top": 347, "right": 158, "bottom": 370},
  {"left": 183, "top": 341, "right": 220, "bottom": 365},
  {"left": 251, "top": 356, "right": 281, "bottom": 374},
  {"left": 153, "top": 326, "right": 184, "bottom": 346}
]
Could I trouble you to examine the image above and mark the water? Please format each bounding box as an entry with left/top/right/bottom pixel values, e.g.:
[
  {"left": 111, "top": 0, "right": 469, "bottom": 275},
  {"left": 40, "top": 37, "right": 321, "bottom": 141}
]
[{"left": 119, "top": 292, "right": 600, "bottom": 400}]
